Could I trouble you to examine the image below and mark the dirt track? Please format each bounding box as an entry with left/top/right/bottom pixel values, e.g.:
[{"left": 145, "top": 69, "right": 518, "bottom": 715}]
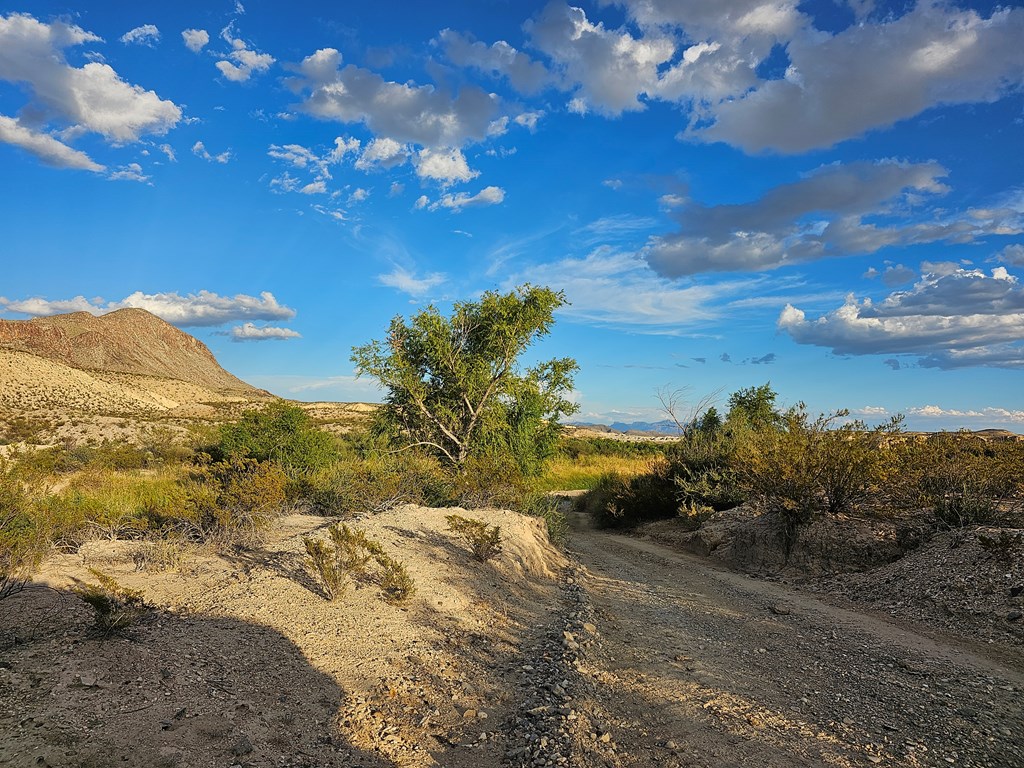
[{"left": 566, "top": 524, "right": 1024, "bottom": 768}]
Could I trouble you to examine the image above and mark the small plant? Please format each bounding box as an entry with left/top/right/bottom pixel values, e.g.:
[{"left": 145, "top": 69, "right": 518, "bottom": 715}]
[
  {"left": 977, "top": 530, "right": 1020, "bottom": 563},
  {"left": 73, "top": 569, "right": 148, "bottom": 633},
  {"left": 303, "top": 524, "right": 415, "bottom": 603},
  {"left": 1, "top": 462, "right": 46, "bottom": 600},
  {"left": 303, "top": 537, "right": 347, "bottom": 600},
  {"left": 376, "top": 553, "right": 416, "bottom": 603},
  {"left": 520, "top": 492, "right": 569, "bottom": 546},
  {"left": 446, "top": 514, "right": 503, "bottom": 562}
]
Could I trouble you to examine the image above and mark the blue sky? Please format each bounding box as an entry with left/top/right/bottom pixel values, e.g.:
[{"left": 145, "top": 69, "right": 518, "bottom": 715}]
[{"left": 1, "top": 1, "right": 1023, "bottom": 430}]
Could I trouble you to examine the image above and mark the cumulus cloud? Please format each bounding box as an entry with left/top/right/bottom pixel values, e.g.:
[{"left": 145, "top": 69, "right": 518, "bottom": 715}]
[
  {"left": 120, "top": 24, "right": 160, "bottom": 47},
  {"left": 289, "top": 48, "right": 499, "bottom": 149},
  {"left": 108, "top": 162, "right": 150, "bottom": 183},
  {"left": 377, "top": 267, "right": 445, "bottom": 296},
  {"left": 415, "top": 147, "right": 478, "bottom": 185},
  {"left": 0, "top": 13, "right": 181, "bottom": 148},
  {"left": 689, "top": 3, "right": 1024, "bottom": 153},
  {"left": 355, "top": 137, "right": 409, "bottom": 170},
  {"left": 905, "top": 405, "right": 1024, "bottom": 424},
  {"left": 0, "top": 114, "right": 104, "bottom": 171},
  {"left": 181, "top": 28, "right": 209, "bottom": 53},
  {"left": 192, "top": 140, "right": 231, "bottom": 163},
  {"left": 514, "top": 111, "right": 544, "bottom": 131},
  {"left": 0, "top": 290, "right": 296, "bottom": 327},
  {"left": 644, "top": 160, "right": 1021, "bottom": 276},
  {"left": 778, "top": 264, "right": 1024, "bottom": 369},
  {"left": 429, "top": 185, "right": 505, "bottom": 212},
  {"left": 216, "top": 25, "right": 274, "bottom": 82},
  {"left": 528, "top": 1, "right": 675, "bottom": 115},
  {"left": 299, "top": 180, "right": 326, "bottom": 195},
  {"left": 438, "top": 28, "right": 555, "bottom": 94},
  {"left": 230, "top": 322, "right": 301, "bottom": 341}
]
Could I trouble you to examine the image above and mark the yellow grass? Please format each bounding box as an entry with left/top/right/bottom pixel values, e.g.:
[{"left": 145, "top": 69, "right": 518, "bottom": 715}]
[{"left": 536, "top": 455, "right": 660, "bottom": 491}]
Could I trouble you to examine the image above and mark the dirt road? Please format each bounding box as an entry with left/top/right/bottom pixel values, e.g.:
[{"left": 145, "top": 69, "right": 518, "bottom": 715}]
[{"left": 564, "top": 527, "right": 1023, "bottom": 768}]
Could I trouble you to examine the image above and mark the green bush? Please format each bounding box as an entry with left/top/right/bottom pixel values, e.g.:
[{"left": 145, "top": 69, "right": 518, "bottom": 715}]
[
  {"left": 446, "top": 514, "right": 503, "bottom": 562},
  {"left": 376, "top": 553, "right": 416, "bottom": 603},
  {"left": 213, "top": 401, "right": 340, "bottom": 473},
  {"left": 182, "top": 457, "right": 288, "bottom": 543},
  {"left": 300, "top": 453, "right": 452, "bottom": 515},
  {"left": 453, "top": 453, "right": 528, "bottom": 509},
  {"left": 896, "top": 433, "right": 1023, "bottom": 527},
  {"left": 578, "top": 461, "right": 678, "bottom": 529},
  {"left": 1, "top": 463, "right": 46, "bottom": 600},
  {"left": 519, "top": 492, "right": 569, "bottom": 546}
]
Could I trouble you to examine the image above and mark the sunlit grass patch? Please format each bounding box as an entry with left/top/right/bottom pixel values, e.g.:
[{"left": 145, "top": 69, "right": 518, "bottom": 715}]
[{"left": 535, "top": 454, "right": 663, "bottom": 491}]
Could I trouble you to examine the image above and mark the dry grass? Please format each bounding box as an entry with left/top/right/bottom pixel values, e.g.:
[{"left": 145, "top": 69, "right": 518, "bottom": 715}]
[{"left": 535, "top": 454, "right": 661, "bottom": 491}]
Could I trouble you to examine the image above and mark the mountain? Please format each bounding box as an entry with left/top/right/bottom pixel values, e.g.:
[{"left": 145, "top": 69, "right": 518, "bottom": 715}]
[
  {"left": 0, "top": 309, "right": 268, "bottom": 418},
  {"left": 0, "top": 309, "right": 254, "bottom": 393}
]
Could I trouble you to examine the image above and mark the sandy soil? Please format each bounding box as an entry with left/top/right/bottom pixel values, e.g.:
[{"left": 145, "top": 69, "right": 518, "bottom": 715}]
[{"left": 3, "top": 506, "right": 1022, "bottom": 768}]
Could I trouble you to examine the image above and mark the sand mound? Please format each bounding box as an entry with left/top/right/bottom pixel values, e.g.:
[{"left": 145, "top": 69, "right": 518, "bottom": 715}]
[{"left": 0, "top": 506, "right": 567, "bottom": 767}]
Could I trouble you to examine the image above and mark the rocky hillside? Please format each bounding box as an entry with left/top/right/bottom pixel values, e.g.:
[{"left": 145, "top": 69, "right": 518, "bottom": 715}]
[{"left": 0, "top": 309, "right": 255, "bottom": 393}]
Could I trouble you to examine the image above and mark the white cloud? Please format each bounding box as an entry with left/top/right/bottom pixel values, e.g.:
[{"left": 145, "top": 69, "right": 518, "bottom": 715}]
[
  {"left": 378, "top": 267, "right": 445, "bottom": 297},
  {"left": 348, "top": 187, "right": 369, "bottom": 203},
  {"left": 158, "top": 143, "right": 176, "bottom": 162},
  {"left": 503, "top": 245, "right": 756, "bottom": 329},
  {"left": 438, "top": 28, "right": 555, "bottom": 94},
  {"left": 192, "top": 140, "right": 231, "bottom": 163},
  {"left": 0, "top": 13, "right": 181, "bottom": 145},
  {"left": 415, "top": 147, "right": 478, "bottom": 185},
  {"left": 291, "top": 48, "right": 499, "bottom": 149},
  {"left": 181, "top": 28, "right": 209, "bottom": 53},
  {"left": 906, "top": 405, "right": 1024, "bottom": 424},
  {"left": 429, "top": 185, "right": 505, "bottom": 212},
  {"left": 0, "top": 290, "right": 296, "bottom": 327},
  {"left": 602, "top": 178, "right": 623, "bottom": 190},
  {"left": 230, "top": 323, "right": 301, "bottom": 341},
  {"left": 778, "top": 265, "right": 1024, "bottom": 369},
  {"left": 644, "top": 160, "right": 1022, "bottom": 276},
  {"left": 388, "top": 182, "right": 404, "bottom": 197},
  {"left": 120, "top": 24, "right": 160, "bottom": 47},
  {"left": 108, "top": 162, "right": 150, "bottom": 183},
  {"left": 299, "top": 180, "right": 326, "bottom": 195},
  {"left": 527, "top": 2, "right": 675, "bottom": 115},
  {"left": 354, "top": 137, "right": 409, "bottom": 170},
  {"left": 414, "top": 195, "right": 429, "bottom": 210},
  {"left": 513, "top": 111, "right": 544, "bottom": 131},
  {"left": 216, "top": 25, "right": 274, "bottom": 82},
  {"left": 690, "top": 4, "right": 1024, "bottom": 153},
  {"left": 0, "top": 114, "right": 104, "bottom": 171}
]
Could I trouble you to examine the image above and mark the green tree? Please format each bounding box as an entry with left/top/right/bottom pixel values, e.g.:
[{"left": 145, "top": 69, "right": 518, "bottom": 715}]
[
  {"left": 726, "top": 383, "right": 782, "bottom": 431},
  {"left": 351, "top": 285, "right": 578, "bottom": 472}
]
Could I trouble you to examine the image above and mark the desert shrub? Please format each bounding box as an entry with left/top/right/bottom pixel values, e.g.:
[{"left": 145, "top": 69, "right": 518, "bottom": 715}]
[
  {"left": 578, "top": 459, "right": 679, "bottom": 529},
  {"left": 446, "top": 514, "right": 503, "bottom": 562},
  {"left": 304, "top": 524, "right": 415, "bottom": 603},
  {"left": 181, "top": 458, "right": 288, "bottom": 544},
  {"left": 213, "top": 401, "right": 340, "bottom": 473},
  {"left": 303, "top": 538, "right": 347, "bottom": 600},
  {"left": 72, "top": 569, "right": 148, "bottom": 633},
  {"left": 130, "top": 536, "right": 190, "bottom": 572},
  {"left": 556, "top": 437, "right": 666, "bottom": 460},
  {"left": 453, "top": 453, "right": 528, "bottom": 509},
  {"left": 1, "top": 463, "right": 47, "bottom": 600},
  {"left": 376, "top": 554, "right": 416, "bottom": 603},
  {"left": 667, "top": 426, "right": 747, "bottom": 513},
  {"left": 896, "top": 433, "right": 1022, "bottom": 527},
  {"left": 519, "top": 492, "right": 570, "bottom": 546},
  {"left": 300, "top": 452, "right": 451, "bottom": 515}
]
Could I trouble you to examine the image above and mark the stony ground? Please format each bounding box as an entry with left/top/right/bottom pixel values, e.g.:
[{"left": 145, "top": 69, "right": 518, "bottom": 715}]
[{"left": 2, "top": 506, "right": 1022, "bottom": 768}]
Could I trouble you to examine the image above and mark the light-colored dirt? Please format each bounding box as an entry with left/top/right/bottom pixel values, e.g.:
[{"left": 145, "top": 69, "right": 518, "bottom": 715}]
[
  {"left": 3, "top": 506, "right": 1022, "bottom": 768},
  {"left": 565, "top": 514, "right": 1024, "bottom": 768}
]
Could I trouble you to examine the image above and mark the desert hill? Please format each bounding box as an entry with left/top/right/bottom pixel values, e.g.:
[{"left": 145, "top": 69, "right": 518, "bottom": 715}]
[
  {"left": 0, "top": 309, "right": 255, "bottom": 393},
  {"left": 0, "top": 310, "right": 271, "bottom": 437}
]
